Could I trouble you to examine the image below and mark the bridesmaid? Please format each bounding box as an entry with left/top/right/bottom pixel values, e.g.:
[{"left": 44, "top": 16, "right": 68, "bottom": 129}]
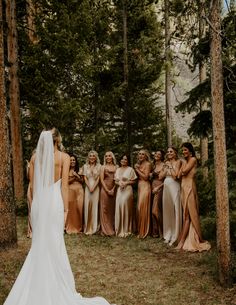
[
  {"left": 160, "top": 147, "right": 182, "bottom": 246},
  {"left": 176, "top": 143, "right": 211, "bottom": 252},
  {"left": 134, "top": 149, "right": 152, "bottom": 238},
  {"left": 115, "top": 154, "right": 137, "bottom": 237},
  {"left": 83, "top": 150, "right": 101, "bottom": 235},
  {"left": 65, "top": 154, "right": 84, "bottom": 234},
  {"left": 151, "top": 150, "right": 165, "bottom": 237},
  {"left": 100, "top": 151, "right": 117, "bottom": 236}
]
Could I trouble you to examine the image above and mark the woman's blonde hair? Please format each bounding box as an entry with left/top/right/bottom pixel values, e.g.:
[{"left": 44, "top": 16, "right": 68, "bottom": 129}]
[
  {"left": 51, "top": 128, "right": 63, "bottom": 151},
  {"left": 138, "top": 149, "right": 151, "bottom": 162},
  {"left": 86, "top": 150, "right": 100, "bottom": 165},
  {"left": 103, "top": 151, "right": 117, "bottom": 165}
]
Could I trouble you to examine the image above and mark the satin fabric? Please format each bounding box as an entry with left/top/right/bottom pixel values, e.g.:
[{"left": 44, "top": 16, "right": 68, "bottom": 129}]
[
  {"left": 163, "top": 174, "right": 182, "bottom": 245},
  {"left": 115, "top": 167, "right": 137, "bottom": 237},
  {"left": 65, "top": 177, "right": 84, "bottom": 234},
  {"left": 100, "top": 167, "right": 116, "bottom": 236},
  {"left": 180, "top": 165, "right": 211, "bottom": 252}
]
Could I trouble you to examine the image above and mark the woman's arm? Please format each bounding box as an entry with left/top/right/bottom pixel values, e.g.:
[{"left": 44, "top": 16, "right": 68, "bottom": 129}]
[
  {"left": 100, "top": 166, "right": 109, "bottom": 193},
  {"left": 181, "top": 157, "right": 197, "bottom": 176},
  {"left": 135, "top": 162, "right": 151, "bottom": 181},
  {"left": 61, "top": 153, "right": 70, "bottom": 222}
]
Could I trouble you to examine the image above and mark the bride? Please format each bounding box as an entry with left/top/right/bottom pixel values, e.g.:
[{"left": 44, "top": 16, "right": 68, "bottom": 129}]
[{"left": 4, "top": 128, "right": 112, "bottom": 305}]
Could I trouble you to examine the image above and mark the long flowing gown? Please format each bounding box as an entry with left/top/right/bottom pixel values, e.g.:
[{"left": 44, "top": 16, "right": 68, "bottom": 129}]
[
  {"left": 136, "top": 162, "right": 151, "bottom": 238},
  {"left": 4, "top": 131, "right": 111, "bottom": 305},
  {"left": 83, "top": 164, "right": 101, "bottom": 235},
  {"left": 180, "top": 164, "right": 211, "bottom": 252},
  {"left": 100, "top": 167, "right": 116, "bottom": 236},
  {"left": 162, "top": 165, "right": 182, "bottom": 245},
  {"left": 65, "top": 174, "right": 84, "bottom": 234},
  {"left": 115, "top": 167, "right": 137, "bottom": 237},
  {"left": 151, "top": 168, "right": 164, "bottom": 237}
]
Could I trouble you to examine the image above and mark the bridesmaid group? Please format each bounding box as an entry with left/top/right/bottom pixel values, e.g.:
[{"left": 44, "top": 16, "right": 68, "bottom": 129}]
[{"left": 41, "top": 143, "right": 211, "bottom": 252}]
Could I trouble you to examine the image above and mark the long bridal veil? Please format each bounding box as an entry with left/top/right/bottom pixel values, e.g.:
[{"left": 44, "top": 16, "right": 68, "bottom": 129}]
[{"left": 4, "top": 130, "right": 112, "bottom": 305}]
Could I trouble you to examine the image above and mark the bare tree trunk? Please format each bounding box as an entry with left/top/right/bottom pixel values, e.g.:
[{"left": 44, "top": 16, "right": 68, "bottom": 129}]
[
  {"left": 210, "top": 0, "right": 231, "bottom": 286},
  {"left": 26, "top": 0, "right": 37, "bottom": 43},
  {"left": 199, "top": 0, "right": 208, "bottom": 179},
  {"left": 164, "top": 0, "right": 172, "bottom": 146},
  {"left": 123, "top": 0, "right": 131, "bottom": 156},
  {"left": 0, "top": 0, "right": 17, "bottom": 249},
  {"left": 6, "top": 0, "right": 24, "bottom": 201}
]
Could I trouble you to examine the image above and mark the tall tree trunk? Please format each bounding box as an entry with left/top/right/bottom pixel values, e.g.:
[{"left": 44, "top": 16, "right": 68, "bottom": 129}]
[
  {"left": 6, "top": 0, "right": 24, "bottom": 201},
  {"left": 123, "top": 0, "right": 131, "bottom": 156},
  {"left": 210, "top": 0, "right": 231, "bottom": 286},
  {"left": 164, "top": 0, "right": 172, "bottom": 146},
  {"left": 26, "top": 0, "right": 37, "bottom": 43},
  {"left": 0, "top": 0, "right": 17, "bottom": 248},
  {"left": 199, "top": 0, "right": 208, "bottom": 179}
]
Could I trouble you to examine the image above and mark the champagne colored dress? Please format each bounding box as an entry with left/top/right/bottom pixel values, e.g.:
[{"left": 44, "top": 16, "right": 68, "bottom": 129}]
[
  {"left": 100, "top": 166, "right": 116, "bottom": 236},
  {"left": 136, "top": 162, "right": 151, "bottom": 238},
  {"left": 151, "top": 166, "right": 164, "bottom": 237},
  {"left": 65, "top": 173, "right": 84, "bottom": 234},
  {"left": 83, "top": 164, "right": 101, "bottom": 235},
  {"left": 180, "top": 164, "right": 211, "bottom": 252},
  {"left": 115, "top": 167, "right": 137, "bottom": 237},
  {"left": 162, "top": 164, "right": 182, "bottom": 245}
]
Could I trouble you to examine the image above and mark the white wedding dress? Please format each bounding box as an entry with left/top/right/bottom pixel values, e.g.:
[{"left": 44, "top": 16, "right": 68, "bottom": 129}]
[{"left": 4, "top": 131, "right": 111, "bottom": 305}]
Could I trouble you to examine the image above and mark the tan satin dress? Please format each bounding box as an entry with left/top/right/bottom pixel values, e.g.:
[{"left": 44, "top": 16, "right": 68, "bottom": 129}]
[
  {"left": 65, "top": 174, "right": 84, "bottom": 234},
  {"left": 136, "top": 162, "right": 151, "bottom": 238},
  {"left": 151, "top": 166, "right": 164, "bottom": 237},
  {"left": 180, "top": 164, "right": 211, "bottom": 252},
  {"left": 100, "top": 166, "right": 116, "bottom": 236},
  {"left": 83, "top": 163, "right": 101, "bottom": 235},
  {"left": 115, "top": 167, "right": 137, "bottom": 237}
]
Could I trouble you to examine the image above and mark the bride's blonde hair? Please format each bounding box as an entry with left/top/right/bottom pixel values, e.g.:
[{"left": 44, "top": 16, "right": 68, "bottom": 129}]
[{"left": 51, "top": 128, "right": 63, "bottom": 151}]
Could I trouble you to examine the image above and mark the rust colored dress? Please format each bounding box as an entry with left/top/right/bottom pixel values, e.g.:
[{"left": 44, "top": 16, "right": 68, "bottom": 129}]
[
  {"left": 179, "top": 163, "right": 211, "bottom": 252},
  {"left": 100, "top": 166, "right": 116, "bottom": 236},
  {"left": 65, "top": 173, "right": 84, "bottom": 234},
  {"left": 136, "top": 162, "right": 151, "bottom": 238},
  {"left": 151, "top": 165, "right": 164, "bottom": 237}
]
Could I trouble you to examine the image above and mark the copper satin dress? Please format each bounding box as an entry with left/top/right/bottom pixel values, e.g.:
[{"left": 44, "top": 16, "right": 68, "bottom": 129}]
[
  {"left": 100, "top": 166, "right": 116, "bottom": 236},
  {"left": 180, "top": 163, "right": 211, "bottom": 252},
  {"left": 136, "top": 162, "right": 151, "bottom": 238},
  {"left": 162, "top": 164, "right": 182, "bottom": 245},
  {"left": 115, "top": 167, "right": 137, "bottom": 237},
  {"left": 65, "top": 173, "right": 84, "bottom": 234},
  {"left": 83, "top": 164, "right": 101, "bottom": 235},
  {"left": 151, "top": 167, "right": 164, "bottom": 237}
]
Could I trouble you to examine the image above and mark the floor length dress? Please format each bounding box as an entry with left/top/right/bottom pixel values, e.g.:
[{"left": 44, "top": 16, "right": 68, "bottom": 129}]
[
  {"left": 4, "top": 131, "right": 111, "bottom": 305},
  {"left": 151, "top": 168, "right": 164, "bottom": 237},
  {"left": 136, "top": 162, "right": 151, "bottom": 238},
  {"left": 162, "top": 166, "right": 182, "bottom": 245},
  {"left": 65, "top": 174, "right": 84, "bottom": 234},
  {"left": 180, "top": 164, "right": 211, "bottom": 252},
  {"left": 83, "top": 164, "right": 101, "bottom": 235},
  {"left": 100, "top": 167, "right": 116, "bottom": 236},
  {"left": 115, "top": 167, "right": 137, "bottom": 237}
]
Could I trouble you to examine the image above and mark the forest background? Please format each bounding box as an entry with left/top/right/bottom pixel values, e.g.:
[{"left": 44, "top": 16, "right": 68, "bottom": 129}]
[{"left": 0, "top": 0, "right": 236, "bottom": 291}]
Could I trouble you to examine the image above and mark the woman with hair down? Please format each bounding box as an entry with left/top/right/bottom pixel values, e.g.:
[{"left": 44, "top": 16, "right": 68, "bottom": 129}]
[
  {"left": 176, "top": 142, "right": 211, "bottom": 252},
  {"left": 134, "top": 149, "right": 152, "bottom": 238}
]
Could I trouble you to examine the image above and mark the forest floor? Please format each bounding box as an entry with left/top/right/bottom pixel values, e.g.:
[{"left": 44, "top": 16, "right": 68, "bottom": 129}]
[{"left": 0, "top": 217, "right": 236, "bottom": 305}]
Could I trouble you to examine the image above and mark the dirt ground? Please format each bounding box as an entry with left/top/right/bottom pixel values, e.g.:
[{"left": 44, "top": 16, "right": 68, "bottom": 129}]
[{"left": 0, "top": 217, "right": 236, "bottom": 305}]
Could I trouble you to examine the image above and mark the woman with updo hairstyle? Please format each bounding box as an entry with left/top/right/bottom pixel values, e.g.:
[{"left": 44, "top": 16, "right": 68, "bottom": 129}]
[
  {"left": 82, "top": 150, "right": 101, "bottom": 235},
  {"left": 134, "top": 149, "right": 152, "bottom": 238},
  {"left": 100, "top": 151, "right": 117, "bottom": 236},
  {"left": 150, "top": 149, "right": 165, "bottom": 237},
  {"left": 176, "top": 142, "right": 211, "bottom": 252},
  {"left": 160, "top": 146, "right": 182, "bottom": 246},
  {"left": 65, "top": 154, "right": 84, "bottom": 234}
]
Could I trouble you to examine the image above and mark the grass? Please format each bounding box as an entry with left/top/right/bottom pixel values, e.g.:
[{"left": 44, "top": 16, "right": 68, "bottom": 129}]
[{"left": 0, "top": 217, "right": 236, "bottom": 305}]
